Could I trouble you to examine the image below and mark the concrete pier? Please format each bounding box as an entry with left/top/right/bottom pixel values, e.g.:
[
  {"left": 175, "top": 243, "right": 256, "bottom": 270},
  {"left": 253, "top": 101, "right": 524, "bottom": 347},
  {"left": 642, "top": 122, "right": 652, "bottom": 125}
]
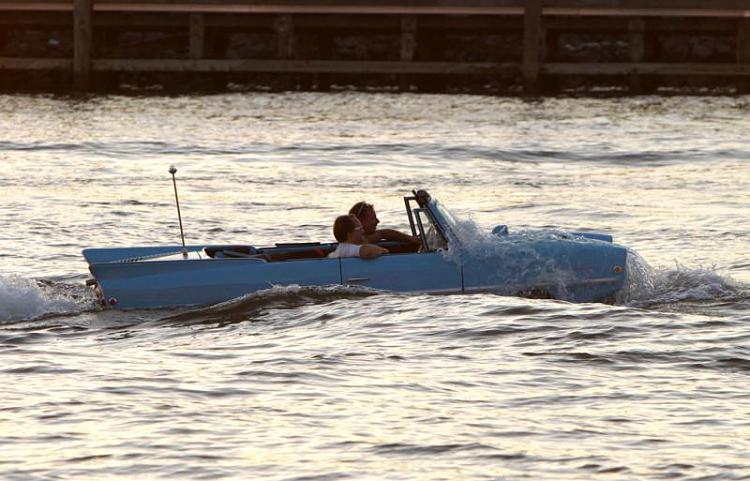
[{"left": 1, "top": 0, "right": 749, "bottom": 94}]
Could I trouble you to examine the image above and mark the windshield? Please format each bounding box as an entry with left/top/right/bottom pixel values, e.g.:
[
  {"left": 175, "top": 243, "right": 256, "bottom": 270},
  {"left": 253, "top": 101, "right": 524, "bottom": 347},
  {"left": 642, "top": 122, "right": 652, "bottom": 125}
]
[{"left": 430, "top": 199, "right": 459, "bottom": 239}]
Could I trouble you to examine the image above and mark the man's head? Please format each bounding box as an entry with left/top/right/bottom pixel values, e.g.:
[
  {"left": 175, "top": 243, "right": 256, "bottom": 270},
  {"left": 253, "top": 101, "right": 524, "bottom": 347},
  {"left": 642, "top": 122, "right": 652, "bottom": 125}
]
[
  {"left": 349, "top": 201, "right": 379, "bottom": 235},
  {"left": 333, "top": 214, "right": 363, "bottom": 244}
]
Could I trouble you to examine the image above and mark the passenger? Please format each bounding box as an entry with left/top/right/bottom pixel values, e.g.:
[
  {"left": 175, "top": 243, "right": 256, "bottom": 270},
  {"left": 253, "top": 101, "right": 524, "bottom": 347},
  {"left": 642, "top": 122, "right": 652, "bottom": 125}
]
[
  {"left": 328, "top": 214, "right": 388, "bottom": 259},
  {"left": 349, "top": 201, "right": 421, "bottom": 247}
]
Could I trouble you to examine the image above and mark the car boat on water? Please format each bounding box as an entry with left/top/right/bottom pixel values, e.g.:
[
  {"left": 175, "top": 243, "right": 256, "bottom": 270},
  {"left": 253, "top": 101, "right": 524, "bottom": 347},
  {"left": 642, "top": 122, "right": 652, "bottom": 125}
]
[{"left": 84, "top": 189, "right": 628, "bottom": 309}]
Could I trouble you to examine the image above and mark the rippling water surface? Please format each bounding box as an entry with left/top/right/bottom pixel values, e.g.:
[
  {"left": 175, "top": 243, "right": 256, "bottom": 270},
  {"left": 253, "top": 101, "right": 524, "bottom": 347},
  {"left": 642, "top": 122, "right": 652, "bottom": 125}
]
[{"left": 1, "top": 93, "right": 749, "bottom": 480}]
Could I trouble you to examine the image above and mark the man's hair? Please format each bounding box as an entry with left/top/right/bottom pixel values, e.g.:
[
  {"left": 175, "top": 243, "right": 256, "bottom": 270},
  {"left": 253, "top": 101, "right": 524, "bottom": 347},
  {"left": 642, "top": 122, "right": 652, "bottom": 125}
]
[
  {"left": 349, "top": 201, "right": 373, "bottom": 220},
  {"left": 333, "top": 215, "right": 357, "bottom": 242}
]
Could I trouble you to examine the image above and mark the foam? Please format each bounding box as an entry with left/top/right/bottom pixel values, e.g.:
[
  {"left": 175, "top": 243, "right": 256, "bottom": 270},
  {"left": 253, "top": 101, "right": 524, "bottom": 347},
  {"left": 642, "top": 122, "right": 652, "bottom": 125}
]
[
  {"left": 440, "top": 217, "right": 604, "bottom": 300},
  {"left": 0, "top": 275, "right": 83, "bottom": 322},
  {"left": 620, "top": 251, "right": 742, "bottom": 307}
]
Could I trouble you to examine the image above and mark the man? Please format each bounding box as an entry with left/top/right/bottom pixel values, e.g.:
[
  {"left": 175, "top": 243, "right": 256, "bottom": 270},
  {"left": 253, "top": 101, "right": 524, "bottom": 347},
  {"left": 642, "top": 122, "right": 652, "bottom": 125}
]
[{"left": 349, "top": 201, "right": 421, "bottom": 248}]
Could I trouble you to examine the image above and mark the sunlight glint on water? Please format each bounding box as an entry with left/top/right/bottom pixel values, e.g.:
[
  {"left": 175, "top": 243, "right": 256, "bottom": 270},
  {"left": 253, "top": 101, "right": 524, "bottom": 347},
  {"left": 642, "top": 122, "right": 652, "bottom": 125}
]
[{"left": 0, "top": 93, "right": 749, "bottom": 481}]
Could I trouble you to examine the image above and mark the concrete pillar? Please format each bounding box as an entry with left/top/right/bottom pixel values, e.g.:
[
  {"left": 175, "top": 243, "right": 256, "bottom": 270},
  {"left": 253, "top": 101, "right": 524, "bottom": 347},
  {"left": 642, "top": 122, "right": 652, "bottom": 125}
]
[
  {"left": 316, "top": 31, "right": 333, "bottom": 91},
  {"left": 400, "top": 15, "right": 416, "bottom": 92},
  {"left": 737, "top": 19, "right": 750, "bottom": 94},
  {"left": 73, "top": 0, "right": 92, "bottom": 91},
  {"left": 274, "top": 14, "right": 294, "bottom": 59},
  {"left": 273, "top": 14, "right": 295, "bottom": 91},
  {"left": 522, "top": 0, "right": 542, "bottom": 95},
  {"left": 189, "top": 14, "right": 205, "bottom": 60},
  {"left": 628, "top": 18, "right": 646, "bottom": 94}
]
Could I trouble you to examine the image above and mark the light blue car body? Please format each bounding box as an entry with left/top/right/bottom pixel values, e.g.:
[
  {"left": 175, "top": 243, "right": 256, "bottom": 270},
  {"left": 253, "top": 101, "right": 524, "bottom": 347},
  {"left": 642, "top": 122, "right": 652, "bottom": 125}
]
[{"left": 84, "top": 190, "right": 627, "bottom": 309}]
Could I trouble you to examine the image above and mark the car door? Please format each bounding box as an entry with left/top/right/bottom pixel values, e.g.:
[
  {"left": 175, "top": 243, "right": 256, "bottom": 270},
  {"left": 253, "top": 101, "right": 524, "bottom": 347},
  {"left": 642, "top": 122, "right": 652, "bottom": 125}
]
[{"left": 339, "top": 252, "right": 462, "bottom": 293}]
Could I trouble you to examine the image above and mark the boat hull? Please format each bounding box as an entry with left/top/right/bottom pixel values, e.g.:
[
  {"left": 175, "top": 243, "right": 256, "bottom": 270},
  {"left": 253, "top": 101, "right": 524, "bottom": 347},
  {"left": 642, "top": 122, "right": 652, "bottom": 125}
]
[
  {"left": 86, "top": 240, "right": 627, "bottom": 309},
  {"left": 89, "top": 255, "right": 340, "bottom": 309}
]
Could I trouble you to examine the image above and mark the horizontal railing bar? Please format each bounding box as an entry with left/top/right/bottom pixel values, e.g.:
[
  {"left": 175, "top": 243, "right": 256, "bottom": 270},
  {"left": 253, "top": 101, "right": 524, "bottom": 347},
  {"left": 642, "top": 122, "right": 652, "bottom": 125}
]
[
  {"left": 91, "top": 59, "right": 521, "bottom": 74},
  {"left": 0, "top": 2, "right": 749, "bottom": 17},
  {"left": 0, "top": 58, "right": 72, "bottom": 69},
  {"left": 0, "top": 4, "right": 523, "bottom": 14},
  {"left": 5, "top": 57, "right": 750, "bottom": 78},
  {"left": 0, "top": 2, "right": 72, "bottom": 11},
  {"left": 0, "top": 13, "right": 738, "bottom": 31},
  {"left": 545, "top": 8, "right": 750, "bottom": 17},
  {"left": 544, "top": 62, "right": 750, "bottom": 75}
]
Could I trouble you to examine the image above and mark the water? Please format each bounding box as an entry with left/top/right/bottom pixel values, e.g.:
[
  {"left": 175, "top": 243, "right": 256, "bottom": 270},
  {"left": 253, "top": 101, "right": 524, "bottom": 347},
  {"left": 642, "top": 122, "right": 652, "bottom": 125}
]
[{"left": 1, "top": 93, "right": 749, "bottom": 480}]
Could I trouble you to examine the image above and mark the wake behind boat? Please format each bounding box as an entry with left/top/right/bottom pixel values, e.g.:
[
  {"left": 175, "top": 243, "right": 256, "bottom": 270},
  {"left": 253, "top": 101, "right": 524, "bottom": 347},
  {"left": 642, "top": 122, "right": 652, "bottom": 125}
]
[{"left": 83, "top": 180, "right": 628, "bottom": 309}]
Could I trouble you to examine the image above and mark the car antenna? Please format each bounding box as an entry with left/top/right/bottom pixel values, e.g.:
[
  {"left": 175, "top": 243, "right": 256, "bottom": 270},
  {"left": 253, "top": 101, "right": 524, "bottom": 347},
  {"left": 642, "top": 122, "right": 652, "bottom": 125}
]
[{"left": 169, "top": 165, "right": 188, "bottom": 258}]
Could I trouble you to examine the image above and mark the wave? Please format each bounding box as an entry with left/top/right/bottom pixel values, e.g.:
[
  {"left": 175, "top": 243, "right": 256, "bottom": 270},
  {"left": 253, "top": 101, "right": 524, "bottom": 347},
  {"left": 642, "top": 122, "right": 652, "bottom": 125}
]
[
  {"left": 0, "top": 275, "right": 98, "bottom": 323},
  {"left": 0, "top": 140, "right": 251, "bottom": 157},
  {"left": 160, "top": 284, "right": 380, "bottom": 326},
  {"left": 620, "top": 251, "right": 744, "bottom": 308},
  {"left": 1, "top": 140, "right": 746, "bottom": 165}
]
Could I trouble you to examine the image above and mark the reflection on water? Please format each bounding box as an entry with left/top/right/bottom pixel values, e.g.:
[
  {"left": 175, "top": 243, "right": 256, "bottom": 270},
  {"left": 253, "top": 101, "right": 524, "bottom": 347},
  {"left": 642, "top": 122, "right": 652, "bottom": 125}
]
[{"left": 1, "top": 93, "right": 749, "bottom": 481}]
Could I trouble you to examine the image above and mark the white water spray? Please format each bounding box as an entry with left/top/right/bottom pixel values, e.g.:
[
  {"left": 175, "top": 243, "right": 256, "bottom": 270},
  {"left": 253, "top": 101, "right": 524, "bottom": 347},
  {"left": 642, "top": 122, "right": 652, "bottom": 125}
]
[{"left": 0, "top": 275, "right": 89, "bottom": 322}]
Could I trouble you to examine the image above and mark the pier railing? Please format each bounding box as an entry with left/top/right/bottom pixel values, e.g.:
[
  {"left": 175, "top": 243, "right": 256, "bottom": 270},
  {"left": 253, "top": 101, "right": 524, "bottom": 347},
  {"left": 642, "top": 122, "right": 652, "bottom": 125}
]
[{"left": 1, "top": 0, "right": 749, "bottom": 93}]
